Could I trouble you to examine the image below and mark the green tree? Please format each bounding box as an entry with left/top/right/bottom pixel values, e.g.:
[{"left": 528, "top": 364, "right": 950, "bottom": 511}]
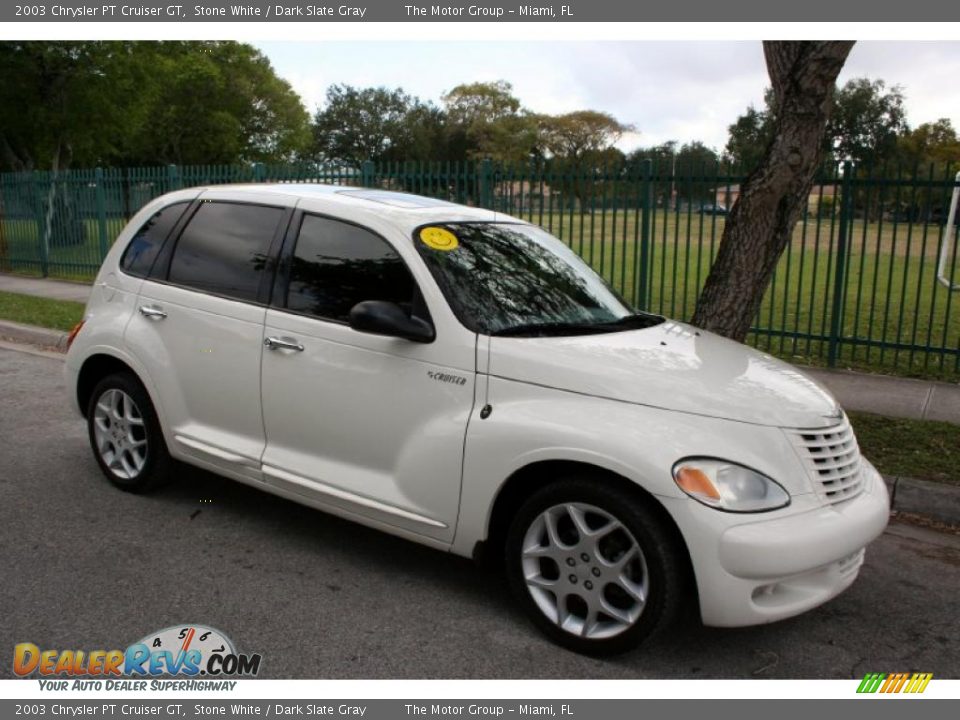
[
  {"left": 827, "top": 77, "right": 907, "bottom": 168},
  {"left": 725, "top": 77, "right": 907, "bottom": 173},
  {"left": 0, "top": 42, "right": 146, "bottom": 171},
  {"left": 724, "top": 103, "right": 773, "bottom": 171},
  {"left": 897, "top": 119, "right": 960, "bottom": 171},
  {"left": 442, "top": 80, "right": 521, "bottom": 127},
  {"left": 539, "top": 110, "right": 630, "bottom": 163},
  {"left": 539, "top": 111, "right": 630, "bottom": 212},
  {"left": 0, "top": 41, "right": 311, "bottom": 170},
  {"left": 312, "top": 84, "right": 427, "bottom": 168},
  {"left": 674, "top": 141, "right": 720, "bottom": 205},
  {"left": 893, "top": 119, "right": 960, "bottom": 221},
  {"left": 441, "top": 80, "right": 540, "bottom": 164},
  {"left": 136, "top": 42, "right": 310, "bottom": 166},
  {"left": 626, "top": 142, "right": 677, "bottom": 207}
]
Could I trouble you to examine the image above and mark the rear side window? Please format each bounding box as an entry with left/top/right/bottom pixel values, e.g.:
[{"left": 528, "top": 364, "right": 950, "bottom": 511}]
[
  {"left": 287, "top": 214, "right": 415, "bottom": 322},
  {"left": 120, "top": 201, "right": 189, "bottom": 278},
  {"left": 168, "top": 201, "right": 284, "bottom": 302}
]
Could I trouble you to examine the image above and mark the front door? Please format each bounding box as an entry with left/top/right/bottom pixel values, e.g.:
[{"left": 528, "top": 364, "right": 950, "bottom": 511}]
[{"left": 259, "top": 213, "right": 476, "bottom": 543}]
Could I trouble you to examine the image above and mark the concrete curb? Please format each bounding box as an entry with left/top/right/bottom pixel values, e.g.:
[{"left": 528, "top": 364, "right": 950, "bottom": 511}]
[
  {"left": 0, "top": 326, "right": 956, "bottom": 527},
  {"left": 886, "top": 475, "right": 960, "bottom": 527},
  {"left": 0, "top": 319, "right": 67, "bottom": 352}
]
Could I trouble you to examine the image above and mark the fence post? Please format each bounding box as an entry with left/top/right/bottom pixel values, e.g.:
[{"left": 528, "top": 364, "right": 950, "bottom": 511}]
[
  {"left": 253, "top": 162, "right": 266, "bottom": 183},
  {"left": 361, "top": 160, "right": 375, "bottom": 188},
  {"left": 94, "top": 167, "right": 109, "bottom": 262},
  {"left": 637, "top": 159, "right": 653, "bottom": 310},
  {"left": 167, "top": 164, "right": 180, "bottom": 192},
  {"left": 34, "top": 170, "right": 48, "bottom": 277},
  {"left": 828, "top": 161, "right": 853, "bottom": 367},
  {"left": 479, "top": 158, "right": 493, "bottom": 209},
  {"left": 0, "top": 177, "right": 8, "bottom": 273}
]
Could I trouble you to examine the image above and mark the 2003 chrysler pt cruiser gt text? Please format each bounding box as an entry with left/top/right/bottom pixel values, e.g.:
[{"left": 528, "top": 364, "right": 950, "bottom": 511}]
[{"left": 65, "top": 185, "right": 890, "bottom": 654}]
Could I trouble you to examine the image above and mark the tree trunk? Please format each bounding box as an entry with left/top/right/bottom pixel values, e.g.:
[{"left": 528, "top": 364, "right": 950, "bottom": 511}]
[{"left": 691, "top": 41, "right": 855, "bottom": 341}]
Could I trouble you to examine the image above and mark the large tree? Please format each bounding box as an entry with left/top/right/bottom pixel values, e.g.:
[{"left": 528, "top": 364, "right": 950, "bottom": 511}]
[
  {"left": 827, "top": 77, "right": 906, "bottom": 168},
  {"left": 441, "top": 80, "right": 539, "bottom": 163},
  {"left": 691, "top": 41, "right": 855, "bottom": 341},
  {"left": 674, "top": 141, "right": 720, "bottom": 205},
  {"left": 138, "top": 42, "right": 310, "bottom": 166},
  {"left": 0, "top": 41, "right": 311, "bottom": 171},
  {"left": 724, "top": 76, "right": 906, "bottom": 173},
  {"left": 539, "top": 110, "right": 630, "bottom": 163},
  {"left": 0, "top": 42, "right": 145, "bottom": 172},
  {"left": 312, "top": 84, "right": 427, "bottom": 167},
  {"left": 897, "top": 118, "right": 960, "bottom": 171},
  {"left": 724, "top": 102, "right": 773, "bottom": 171}
]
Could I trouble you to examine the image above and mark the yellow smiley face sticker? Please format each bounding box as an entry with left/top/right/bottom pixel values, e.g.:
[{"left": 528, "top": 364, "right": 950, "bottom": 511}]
[{"left": 419, "top": 226, "right": 459, "bottom": 252}]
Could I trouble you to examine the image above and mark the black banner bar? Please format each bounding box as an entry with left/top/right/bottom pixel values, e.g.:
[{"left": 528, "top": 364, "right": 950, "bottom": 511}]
[
  {"left": 3, "top": 0, "right": 960, "bottom": 22},
  {"left": 1, "top": 699, "right": 958, "bottom": 719}
]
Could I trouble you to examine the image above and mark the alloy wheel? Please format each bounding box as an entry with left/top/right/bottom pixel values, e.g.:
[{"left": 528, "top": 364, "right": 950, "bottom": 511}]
[
  {"left": 520, "top": 502, "right": 649, "bottom": 640},
  {"left": 93, "top": 388, "right": 148, "bottom": 480}
]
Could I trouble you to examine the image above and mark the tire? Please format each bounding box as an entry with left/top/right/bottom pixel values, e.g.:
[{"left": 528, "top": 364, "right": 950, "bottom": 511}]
[
  {"left": 86, "top": 372, "right": 172, "bottom": 493},
  {"left": 505, "top": 477, "right": 686, "bottom": 655}
]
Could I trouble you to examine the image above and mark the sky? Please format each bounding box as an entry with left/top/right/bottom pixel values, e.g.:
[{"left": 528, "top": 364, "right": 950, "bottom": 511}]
[{"left": 254, "top": 41, "right": 960, "bottom": 154}]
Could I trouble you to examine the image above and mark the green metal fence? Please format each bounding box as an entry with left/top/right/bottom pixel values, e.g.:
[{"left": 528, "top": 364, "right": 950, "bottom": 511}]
[{"left": 0, "top": 160, "right": 958, "bottom": 380}]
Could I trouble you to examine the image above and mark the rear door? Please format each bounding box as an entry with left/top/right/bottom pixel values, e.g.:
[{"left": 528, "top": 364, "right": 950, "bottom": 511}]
[{"left": 126, "top": 196, "right": 289, "bottom": 481}]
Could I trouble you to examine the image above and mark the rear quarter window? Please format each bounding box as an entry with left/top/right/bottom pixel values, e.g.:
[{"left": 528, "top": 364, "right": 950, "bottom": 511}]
[{"left": 120, "top": 201, "right": 189, "bottom": 278}]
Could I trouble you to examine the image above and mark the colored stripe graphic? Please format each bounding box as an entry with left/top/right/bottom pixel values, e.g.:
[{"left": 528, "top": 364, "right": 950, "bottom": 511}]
[{"left": 857, "top": 672, "right": 932, "bottom": 694}]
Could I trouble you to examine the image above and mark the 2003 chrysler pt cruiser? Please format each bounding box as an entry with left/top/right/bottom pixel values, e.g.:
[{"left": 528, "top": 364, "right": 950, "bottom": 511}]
[{"left": 65, "top": 185, "right": 889, "bottom": 654}]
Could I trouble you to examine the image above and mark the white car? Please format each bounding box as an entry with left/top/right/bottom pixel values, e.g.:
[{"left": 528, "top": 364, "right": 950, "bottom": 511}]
[{"left": 65, "top": 185, "right": 890, "bottom": 655}]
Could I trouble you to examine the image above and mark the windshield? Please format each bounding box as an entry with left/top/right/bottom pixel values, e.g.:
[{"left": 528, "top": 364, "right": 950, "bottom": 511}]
[{"left": 413, "top": 222, "right": 663, "bottom": 336}]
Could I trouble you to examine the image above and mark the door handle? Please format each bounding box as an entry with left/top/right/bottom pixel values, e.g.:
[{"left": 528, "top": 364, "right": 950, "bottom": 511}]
[
  {"left": 139, "top": 305, "right": 167, "bottom": 320},
  {"left": 264, "top": 336, "right": 304, "bottom": 352}
]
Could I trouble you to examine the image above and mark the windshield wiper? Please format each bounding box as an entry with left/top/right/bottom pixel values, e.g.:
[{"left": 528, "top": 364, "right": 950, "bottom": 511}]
[{"left": 490, "top": 313, "right": 664, "bottom": 337}]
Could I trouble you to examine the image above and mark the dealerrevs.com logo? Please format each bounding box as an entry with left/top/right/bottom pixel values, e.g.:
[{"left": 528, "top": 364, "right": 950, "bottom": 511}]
[{"left": 14, "top": 624, "right": 261, "bottom": 688}]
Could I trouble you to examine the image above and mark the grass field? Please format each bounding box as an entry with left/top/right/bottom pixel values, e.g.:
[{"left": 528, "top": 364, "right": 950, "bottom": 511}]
[
  {"left": 2, "top": 207, "right": 959, "bottom": 379},
  {"left": 850, "top": 411, "right": 960, "bottom": 485},
  {"left": 0, "top": 290, "right": 85, "bottom": 332},
  {"left": 519, "top": 209, "right": 960, "bottom": 380}
]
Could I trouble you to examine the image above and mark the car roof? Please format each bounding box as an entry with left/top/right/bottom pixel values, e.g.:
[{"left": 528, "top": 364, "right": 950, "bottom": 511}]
[{"left": 191, "top": 183, "right": 516, "bottom": 229}]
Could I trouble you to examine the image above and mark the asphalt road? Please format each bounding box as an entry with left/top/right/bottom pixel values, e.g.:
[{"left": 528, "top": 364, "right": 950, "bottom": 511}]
[{"left": 1, "top": 344, "right": 958, "bottom": 679}]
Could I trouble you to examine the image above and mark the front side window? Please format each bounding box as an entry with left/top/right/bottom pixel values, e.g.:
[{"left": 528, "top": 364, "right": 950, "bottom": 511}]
[
  {"left": 168, "top": 201, "right": 283, "bottom": 302},
  {"left": 286, "top": 214, "right": 416, "bottom": 323},
  {"left": 120, "top": 201, "right": 189, "bottom": 278},
  {"left": 414, "top": 222, "right": 663, "bottom": 336}
]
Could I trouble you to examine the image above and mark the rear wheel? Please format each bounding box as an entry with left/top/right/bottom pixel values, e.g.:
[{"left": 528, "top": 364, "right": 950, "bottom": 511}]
[
  {"left": 505, "top": 477, "right": 686, "bottom": 655},
  {"left": 87, "top": 372, "right": 172, "bottom": 493}
]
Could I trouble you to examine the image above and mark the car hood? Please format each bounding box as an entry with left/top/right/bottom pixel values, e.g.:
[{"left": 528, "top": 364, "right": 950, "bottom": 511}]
[{"left": 488, "top": 321, "right": 841, "bottom": 428}]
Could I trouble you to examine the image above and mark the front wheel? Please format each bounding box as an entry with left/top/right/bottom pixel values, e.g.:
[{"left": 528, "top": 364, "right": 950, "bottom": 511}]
[
  {"left": 87, "top": 372, "right": 172, "bottom": 493},
  {"left": 505, "top": 478, "right": 686, "bottom": 655}
]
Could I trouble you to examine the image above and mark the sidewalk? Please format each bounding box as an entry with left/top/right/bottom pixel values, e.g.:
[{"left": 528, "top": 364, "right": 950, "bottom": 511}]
[
  {"left": 0, "top": 273, "right": 92, "bottom": 303},
  {"left": 806, "top": 367, "right": 960, "bottom": 425},
  {"left": 1, "top": 272, "right": 958, "bottom": 425}
]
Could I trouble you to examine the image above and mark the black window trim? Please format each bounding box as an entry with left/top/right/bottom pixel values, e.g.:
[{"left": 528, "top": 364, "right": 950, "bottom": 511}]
[
  {"left": 146, "top": 198, "right": 294, "bottom": 307},
  {"left": 269, "top": 209, "right": 432, "bottom": 331}
]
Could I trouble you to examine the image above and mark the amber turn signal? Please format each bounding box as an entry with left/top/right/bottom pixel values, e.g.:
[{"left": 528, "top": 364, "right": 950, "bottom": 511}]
[{"left": 674, "top": 466, "right": 721, "bottom": 500}]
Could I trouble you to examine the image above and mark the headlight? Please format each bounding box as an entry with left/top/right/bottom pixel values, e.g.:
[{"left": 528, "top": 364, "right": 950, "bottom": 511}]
[{"left": 672, "top": 458, "right": 790, "bottom": 512}]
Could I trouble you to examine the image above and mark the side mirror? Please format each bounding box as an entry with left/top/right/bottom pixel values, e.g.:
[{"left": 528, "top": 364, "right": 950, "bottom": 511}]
[{"left": 348, "top": 300, "right": 435, "bottom": 343}]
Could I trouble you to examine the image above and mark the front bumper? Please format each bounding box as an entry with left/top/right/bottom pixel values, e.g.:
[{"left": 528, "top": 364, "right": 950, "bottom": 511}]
[{"left": 662, "top": 460, "right": 890, "bottom": 627}]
